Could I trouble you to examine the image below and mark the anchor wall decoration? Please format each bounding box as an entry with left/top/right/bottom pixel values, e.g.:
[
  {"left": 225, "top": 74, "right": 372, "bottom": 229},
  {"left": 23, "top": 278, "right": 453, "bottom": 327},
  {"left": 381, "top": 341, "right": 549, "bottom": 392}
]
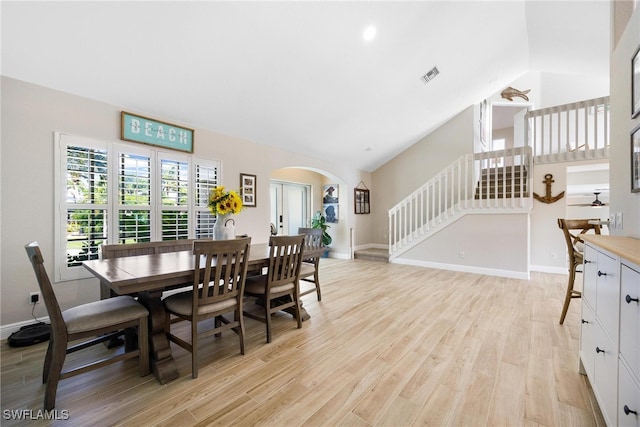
[{"left": 533, "top": 173, "right": 565, "bottom": 204}]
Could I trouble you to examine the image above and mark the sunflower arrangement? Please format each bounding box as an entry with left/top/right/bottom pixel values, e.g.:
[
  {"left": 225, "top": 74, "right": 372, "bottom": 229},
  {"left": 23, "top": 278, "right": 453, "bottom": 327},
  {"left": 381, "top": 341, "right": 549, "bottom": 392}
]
[{"left": 208, "top": 186, "right": 243, "bottom": 215}]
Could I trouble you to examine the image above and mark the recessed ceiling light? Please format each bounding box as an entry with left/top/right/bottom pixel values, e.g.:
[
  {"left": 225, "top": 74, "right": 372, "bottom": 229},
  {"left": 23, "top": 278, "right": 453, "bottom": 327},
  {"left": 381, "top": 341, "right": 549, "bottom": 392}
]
[{"left": 363, "top": 25, "right": 376, "bottom": 41}]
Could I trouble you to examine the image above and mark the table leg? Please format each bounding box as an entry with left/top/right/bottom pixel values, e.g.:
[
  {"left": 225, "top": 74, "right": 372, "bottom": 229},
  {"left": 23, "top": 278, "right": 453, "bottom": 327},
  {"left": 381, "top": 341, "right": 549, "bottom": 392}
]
[{"left": 137, "top": 290, "right": 179, "bottom": 384}]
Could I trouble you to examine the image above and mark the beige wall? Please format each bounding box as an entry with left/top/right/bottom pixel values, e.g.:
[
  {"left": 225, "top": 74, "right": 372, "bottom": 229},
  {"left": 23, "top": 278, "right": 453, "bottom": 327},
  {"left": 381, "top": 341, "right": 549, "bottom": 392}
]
[
  {"left": 371, "top": 107, "right": 476, "bottom": 244},
  {"left": 0, "top": 77, "right": 372, "bottom": 329},
  {"left": 609, "top": 4, "right": 640, "bottom": 238},
  {"left": 402, "top": 213, "right": 530, "bottom": 276}
]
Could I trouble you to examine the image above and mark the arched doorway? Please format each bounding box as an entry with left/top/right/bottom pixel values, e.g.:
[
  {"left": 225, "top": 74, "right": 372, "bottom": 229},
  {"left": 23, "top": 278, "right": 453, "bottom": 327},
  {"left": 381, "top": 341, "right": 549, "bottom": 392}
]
[{"left": 269, "top": 167, "right": 350, "bottom": 258}]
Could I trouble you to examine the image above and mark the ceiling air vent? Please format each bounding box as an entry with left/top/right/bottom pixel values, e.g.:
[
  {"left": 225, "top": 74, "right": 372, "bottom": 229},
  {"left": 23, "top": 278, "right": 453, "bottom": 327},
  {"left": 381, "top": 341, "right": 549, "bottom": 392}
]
[{"left": 421, "top": 66, "right": 439, "bottom": 84}]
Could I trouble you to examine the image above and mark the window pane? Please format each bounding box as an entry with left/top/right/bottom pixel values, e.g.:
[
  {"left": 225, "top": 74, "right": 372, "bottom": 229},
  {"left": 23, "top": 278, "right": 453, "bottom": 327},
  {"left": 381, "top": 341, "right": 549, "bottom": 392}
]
[
  {"left": 196, "top": 164, "right": 218, "bottom": 207},
  {"left": 195, "top": 163, "right": 219, "bottom": 238},
  {"left": 118, "top": 210, "right": 151, "bottom": 243},
  {"left": 195, "top": 211, "right": 215, "bottom": 239},
  {"left": 66, "top": 209, "right": 107, "bottom": 267},
  {"left": 161, "top": 159, "right": 189, "bottom": 206},
  {"left": 119, "top": 153, "right": 151, "bottom": 205},
  {"left": 161, "top": 210, "right": 189, "bottom": 240},
  {"left": 66, "top": 146, "right": 108, "bottom": 204}
]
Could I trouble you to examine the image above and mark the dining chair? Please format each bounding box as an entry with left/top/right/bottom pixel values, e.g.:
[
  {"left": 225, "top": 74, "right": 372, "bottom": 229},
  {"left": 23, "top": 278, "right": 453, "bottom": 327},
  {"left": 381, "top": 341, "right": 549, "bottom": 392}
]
[
  {"left": 24, "top": 242, "right": 150, "bottom": 410},
  {"left": 243, "top": 234, "right": 306, "bottom": 343},
  {"left": 557, "top": 218, "right": 601, "bottom": 324},
  {"left": 297, "top": 227, "right": 323, "bottom": 301},
  {"left": 163, "top": 237, "right": 252, "bottom": 378}
]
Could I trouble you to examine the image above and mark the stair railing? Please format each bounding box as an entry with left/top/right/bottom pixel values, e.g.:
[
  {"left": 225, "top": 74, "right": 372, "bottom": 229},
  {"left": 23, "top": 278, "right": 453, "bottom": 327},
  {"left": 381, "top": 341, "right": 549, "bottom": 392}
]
[
  {"left": 526, "top": 96, "right": 609, "bottom": 163},
  {"left": 388, "top": 146, "right": 532, "bottom": 258}
]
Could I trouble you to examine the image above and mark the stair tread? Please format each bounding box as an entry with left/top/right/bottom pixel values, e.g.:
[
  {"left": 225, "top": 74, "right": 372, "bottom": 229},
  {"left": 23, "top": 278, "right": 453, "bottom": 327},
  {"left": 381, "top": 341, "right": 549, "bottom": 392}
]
[{"left": 354, "top": 248, "right": 389, "bottom": 263}]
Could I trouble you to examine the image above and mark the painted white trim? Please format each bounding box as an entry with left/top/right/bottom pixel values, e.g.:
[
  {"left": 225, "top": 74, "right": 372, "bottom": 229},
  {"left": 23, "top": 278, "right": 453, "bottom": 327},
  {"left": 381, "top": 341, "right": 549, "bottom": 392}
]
[
  {"left": 530, "top": 265, "right": 568, "bottom": 275},
  {"left": 353, "top": 243, "right": 387, "bottom": 251},
  {"left": 2, "top": 317, "right": 51, "bottom": 340},
  {"left": 391, "top": 257, "right": 531, "bottom": 280},
  {"left": 327, "top": 251, "right": 351, "bottom": 260}
]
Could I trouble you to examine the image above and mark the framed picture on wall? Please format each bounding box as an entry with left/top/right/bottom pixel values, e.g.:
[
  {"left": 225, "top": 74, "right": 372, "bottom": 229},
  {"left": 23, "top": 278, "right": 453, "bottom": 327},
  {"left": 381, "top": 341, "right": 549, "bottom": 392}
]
[
  {"left": 323, "top": 184, "right": 338, "bottom": 204},
  {"left": 633, "top": 45, "right": 640, "bottom": 118},
  {"left": 323, "top": 204, "right": 338, "bottom": 223},
  {"left": 240, "top": 173, "right": 257, "bottom": 207},
  {"left": 354, "top": 188, "right": 370, "bottom": 214},
  {"left": 632, "top": 124, "right": 640, "bottom": 193},
  {"left": 322, "top": 184, "right": 339, "bottom": 223}
]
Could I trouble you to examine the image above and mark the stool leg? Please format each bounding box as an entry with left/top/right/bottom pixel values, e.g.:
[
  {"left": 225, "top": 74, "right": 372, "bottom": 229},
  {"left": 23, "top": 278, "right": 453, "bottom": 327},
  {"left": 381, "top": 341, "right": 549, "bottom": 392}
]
[{"left": 559, "top": 266, "right": 576, "bottom": 325}]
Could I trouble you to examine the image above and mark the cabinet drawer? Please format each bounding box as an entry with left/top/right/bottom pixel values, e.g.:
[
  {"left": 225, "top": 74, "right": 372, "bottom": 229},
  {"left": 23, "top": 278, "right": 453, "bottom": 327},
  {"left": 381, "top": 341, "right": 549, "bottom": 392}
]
[
  {"left": 580, "top": 302, "right": 597, "bottom": 379},
  {"left": 595, "top": 251, "right": 619, "bottom": 342},
  {"left": 619, "top": 361, "right": 640, "bottom": 427},
  {"left": 620, "top": 264, "right": 640, "bottom": 380},
  {"left": 583, "top": 244, "right": 598, "bottom": 310},
  {"left": 593, "top": 324, "right": 618, "bottom": 427}
]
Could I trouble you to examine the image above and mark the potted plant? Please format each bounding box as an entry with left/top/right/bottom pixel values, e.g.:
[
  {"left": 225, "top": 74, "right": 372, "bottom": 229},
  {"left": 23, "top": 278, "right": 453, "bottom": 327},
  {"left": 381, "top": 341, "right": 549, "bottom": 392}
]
[{"left": 311, "top": 211, "right": 332, "bottom": 247}]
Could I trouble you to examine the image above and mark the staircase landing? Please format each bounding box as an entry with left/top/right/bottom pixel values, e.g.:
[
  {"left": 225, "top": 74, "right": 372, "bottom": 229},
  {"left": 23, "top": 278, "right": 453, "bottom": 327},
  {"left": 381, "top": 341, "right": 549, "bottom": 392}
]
[{"left": 354, "top": 247, "right": 389, "bottom": 262}]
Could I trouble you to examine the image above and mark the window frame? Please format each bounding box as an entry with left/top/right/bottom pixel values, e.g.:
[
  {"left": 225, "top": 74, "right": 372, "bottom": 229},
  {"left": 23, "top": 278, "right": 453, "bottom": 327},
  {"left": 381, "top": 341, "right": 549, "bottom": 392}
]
[{"left": 54, "top": 132, "right": 220, "bottom": 282}]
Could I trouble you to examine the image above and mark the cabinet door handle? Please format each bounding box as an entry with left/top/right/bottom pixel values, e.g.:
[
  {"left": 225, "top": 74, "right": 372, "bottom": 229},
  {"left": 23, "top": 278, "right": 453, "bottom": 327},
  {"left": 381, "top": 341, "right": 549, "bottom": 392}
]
[
  {"left": 597, "top": 270, "right": 607, "bottom": 277},
  {"left": 581, "top": 319, "right": 589, "bottom": 324},
  {"left": 623, "top": 405, "right": 638, "bottom": 416},
  {"left": 625, "top": 294, "right": 639, "bottom": 304},
  {"left": 584, "top": 259, "right": 592, "bottom": 264},
  {"left": 595, "top": 347, "right": 605, "bottom": 354}
]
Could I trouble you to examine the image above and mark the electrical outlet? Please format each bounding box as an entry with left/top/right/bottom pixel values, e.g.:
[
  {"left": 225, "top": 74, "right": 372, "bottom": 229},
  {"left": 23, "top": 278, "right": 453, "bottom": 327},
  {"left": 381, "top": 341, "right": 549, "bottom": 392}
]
[
  {"left": 609, "top": 214, "right": 616, "bottom": 229},
  {"left": 550, "top": 252, "right": 557, "bottom": 260},
  {"left": 616, "top": 212, "right": 623, "bottom": 230},
  {"left": 458, "top": 251, "right": 465, "bottom": 258},
  {"left": 29, "top": 292, "right": 41, "bottom": 305}
]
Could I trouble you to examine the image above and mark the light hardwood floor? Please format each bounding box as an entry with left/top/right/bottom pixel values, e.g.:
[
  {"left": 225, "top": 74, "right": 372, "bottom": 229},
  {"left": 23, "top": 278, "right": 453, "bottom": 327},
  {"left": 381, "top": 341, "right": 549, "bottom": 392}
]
[{"left": 1, "top": 258, "right": 605, "bottom": 426}]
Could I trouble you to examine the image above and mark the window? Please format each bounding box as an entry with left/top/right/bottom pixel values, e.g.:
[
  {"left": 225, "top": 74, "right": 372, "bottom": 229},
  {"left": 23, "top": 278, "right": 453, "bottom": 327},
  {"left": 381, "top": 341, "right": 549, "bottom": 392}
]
[
  {"left": 62, "top": 141, "right": 109, "bottom": 270},
  {"left": 194, "top": 163, "right": 218, "bottom": 239},
  {"left": 55, "top": 133, "right": 220, "bottom": 281},
  {"left": 118, "top": 151, "right": 152, "bottom": 243}
]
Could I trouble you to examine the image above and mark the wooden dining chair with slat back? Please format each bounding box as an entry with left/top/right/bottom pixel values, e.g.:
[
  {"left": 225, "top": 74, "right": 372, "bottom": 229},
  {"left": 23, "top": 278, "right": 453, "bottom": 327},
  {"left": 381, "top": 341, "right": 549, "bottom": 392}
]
[
  {"left": 243, "top": 234, "right": 306, "bottom": 343},
  {"left": 557, "top": 219, "right": 601, "bottom": 324},
  {"left": 24, "top": 242, "right": 150, "bottom": 410},
  {"left": 297, "top": 227, "right": 323, "bottom": 301},
  {"left": 163, "top": 237, "right": 251, "bottom": 378}
]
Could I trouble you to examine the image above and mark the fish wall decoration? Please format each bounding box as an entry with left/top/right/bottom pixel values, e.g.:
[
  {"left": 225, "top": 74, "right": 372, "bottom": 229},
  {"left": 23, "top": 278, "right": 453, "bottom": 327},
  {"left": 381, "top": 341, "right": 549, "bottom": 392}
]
[{"left": 500, "top": 86, "right": 530, "bottom": 101}]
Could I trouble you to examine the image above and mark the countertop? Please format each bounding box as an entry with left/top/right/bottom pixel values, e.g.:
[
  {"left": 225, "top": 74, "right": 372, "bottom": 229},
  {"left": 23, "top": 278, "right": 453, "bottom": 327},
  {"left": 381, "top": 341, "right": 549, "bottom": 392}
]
[{"left": 580, "top": 234, "right": 640, "bottom": 266}]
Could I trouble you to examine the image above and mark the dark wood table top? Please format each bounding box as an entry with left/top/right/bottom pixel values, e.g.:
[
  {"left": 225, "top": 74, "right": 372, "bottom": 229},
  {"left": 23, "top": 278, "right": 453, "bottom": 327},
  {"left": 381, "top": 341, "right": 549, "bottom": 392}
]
[{"left": 83, "top": 243, "right": 326, "bottom": 295}]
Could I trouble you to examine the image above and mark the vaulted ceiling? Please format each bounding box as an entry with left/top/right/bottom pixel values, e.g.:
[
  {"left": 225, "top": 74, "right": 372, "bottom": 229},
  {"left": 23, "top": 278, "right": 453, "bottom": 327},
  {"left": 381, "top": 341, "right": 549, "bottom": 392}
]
[{"left": 1, "top": 1, "right": 610, "bottom": 172}]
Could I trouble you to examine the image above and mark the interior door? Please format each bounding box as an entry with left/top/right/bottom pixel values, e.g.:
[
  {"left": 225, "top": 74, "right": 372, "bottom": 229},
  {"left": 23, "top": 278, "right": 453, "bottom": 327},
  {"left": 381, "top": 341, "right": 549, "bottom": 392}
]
[{"left": 270, "top": 181, "right": 310, "bottom": 235}]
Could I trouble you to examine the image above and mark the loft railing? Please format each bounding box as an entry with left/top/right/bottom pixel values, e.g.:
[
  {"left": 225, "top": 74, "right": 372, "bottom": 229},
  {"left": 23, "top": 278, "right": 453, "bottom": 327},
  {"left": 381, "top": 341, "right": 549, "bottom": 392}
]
[
  {"left": 526, "top": 96, "right": 609, "bottom": 163},
  {"left": 388, "top": 146, "right": 532, "bottom": 259}
]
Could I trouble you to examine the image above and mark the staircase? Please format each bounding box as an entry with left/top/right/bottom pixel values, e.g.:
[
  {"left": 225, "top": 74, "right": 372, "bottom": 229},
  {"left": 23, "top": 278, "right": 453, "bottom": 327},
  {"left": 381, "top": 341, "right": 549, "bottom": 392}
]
[
  {"left": 354, "top": 247, "right": 388, "bottom": 262},
  {"left": 475, "top": 165, "right": 529, "bottom": 200},
  {"left": 386, "top": 96, "right": 610, "bottom": 264},
  {"left": 388, "top": 147, "right": 533, "bottom": 260}
]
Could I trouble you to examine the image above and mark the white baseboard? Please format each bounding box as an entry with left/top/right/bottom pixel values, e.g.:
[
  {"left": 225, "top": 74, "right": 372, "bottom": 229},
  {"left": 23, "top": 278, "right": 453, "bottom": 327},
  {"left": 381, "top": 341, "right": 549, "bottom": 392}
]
[
  {"left": 391, "top": 257, "right": 531, "bottom": 280},
  {"left": 530, "top": 265, "right": 568, "bottom": 275},
  {"left": 1, "top": 317, "right": 50, "bottom": 340},
  {"left": 328, "top": 251, "right": 351, "bottom": 260}
]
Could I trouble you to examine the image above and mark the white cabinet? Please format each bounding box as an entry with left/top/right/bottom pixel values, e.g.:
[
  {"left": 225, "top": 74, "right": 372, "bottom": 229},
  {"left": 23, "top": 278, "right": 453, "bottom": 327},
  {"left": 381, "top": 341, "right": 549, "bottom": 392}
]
[
  {"left": 580, "top": 242, "right": 619, "bottom": 425},
  {"left": 619, "top": 361, "right": 640, "bottom": 427},
  {"left": 619, "top": 263, "right": 640, "bottom": 427},
  {"left": 620, "top": 264, "right": 640, "bottom": 381},
  {"left": 579, "top": 236, "right": 640, "bottom": 427}
]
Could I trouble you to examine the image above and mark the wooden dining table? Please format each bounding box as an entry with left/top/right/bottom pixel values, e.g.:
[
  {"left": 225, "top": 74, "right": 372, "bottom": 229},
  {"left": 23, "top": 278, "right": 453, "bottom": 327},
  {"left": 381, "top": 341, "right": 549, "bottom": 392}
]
[{"left": 83, "top": 243, "right": 323, "bottom": 384}]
